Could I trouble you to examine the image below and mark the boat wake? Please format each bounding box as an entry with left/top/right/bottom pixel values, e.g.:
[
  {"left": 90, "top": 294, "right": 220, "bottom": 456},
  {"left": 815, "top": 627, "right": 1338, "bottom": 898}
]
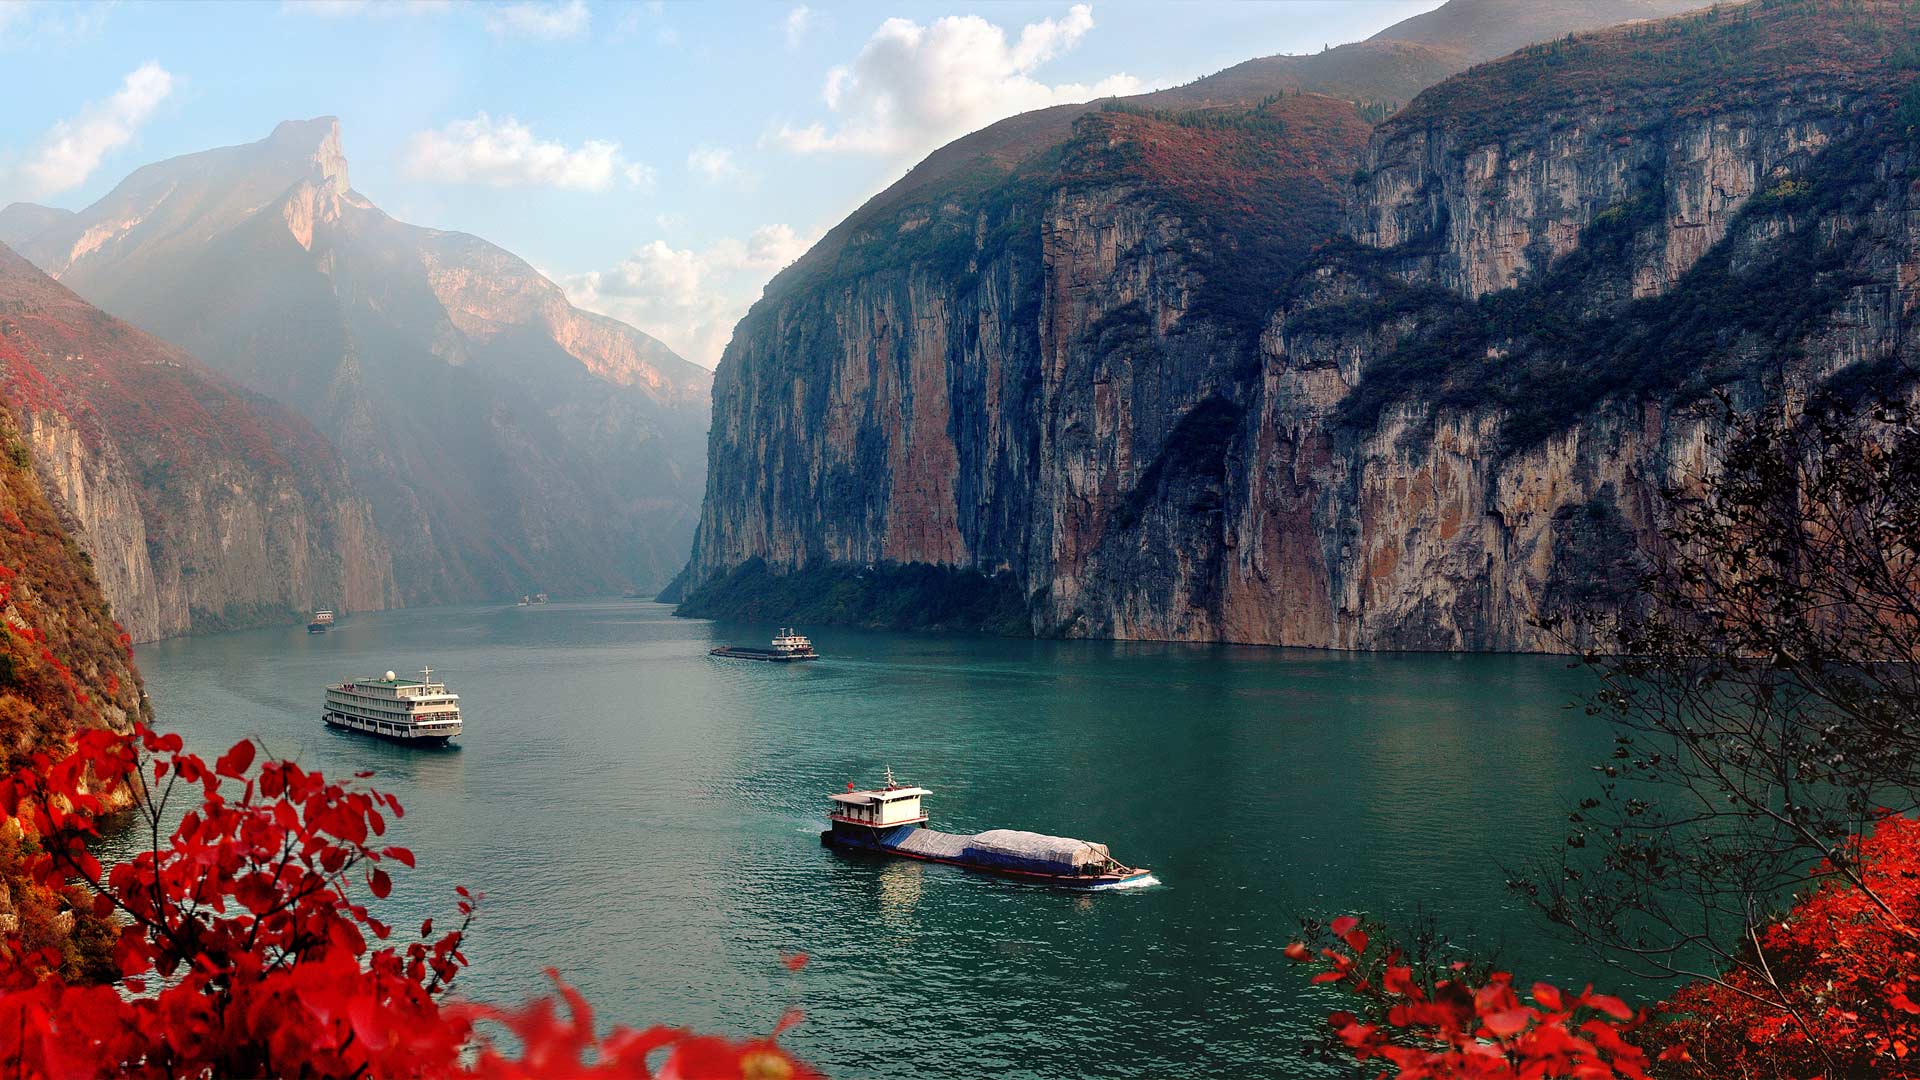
[{"left": 1096, "top": 873, "right": 1161, "bottom": 891}]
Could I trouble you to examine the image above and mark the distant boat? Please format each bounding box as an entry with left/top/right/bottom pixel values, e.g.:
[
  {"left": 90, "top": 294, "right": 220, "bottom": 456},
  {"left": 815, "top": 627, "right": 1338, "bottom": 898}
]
[
  {"left": 710, "top": 627, "right": 817, "bottom": 662},
  {"left": 323, "top": 667, "right": 462, "bottom": 746},
  {"left": 821, "top": 769, "right": 1152, "bottom": 890},
  {"left": 307, "top": 609, "right": 335, "bottom": 634},
  {"left": 533, "top": 592, "right": 549, "bottom": 605}
]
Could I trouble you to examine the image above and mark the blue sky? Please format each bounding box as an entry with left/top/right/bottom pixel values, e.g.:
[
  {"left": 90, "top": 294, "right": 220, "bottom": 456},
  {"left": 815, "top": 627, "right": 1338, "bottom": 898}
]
[{"left": 0, "top": 0, "right": 1442, "bottom": 365}]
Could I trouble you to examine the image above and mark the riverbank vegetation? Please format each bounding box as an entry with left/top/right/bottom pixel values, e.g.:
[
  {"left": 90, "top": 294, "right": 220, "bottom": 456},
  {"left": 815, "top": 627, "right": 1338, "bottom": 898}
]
[
  {"left": 0, "top": 724, "right": 821, "bottom": 1076},
  {"left": 676, "top": 557, "right": 1031, "bottom": 636}
]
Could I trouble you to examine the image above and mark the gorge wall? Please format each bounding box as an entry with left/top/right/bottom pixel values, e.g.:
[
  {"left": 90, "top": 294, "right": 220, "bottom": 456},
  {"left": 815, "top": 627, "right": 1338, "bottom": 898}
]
[
  {"left": 0, "top": 243, "right": 395, "bottom": 641},
  {"left": 684, "top": 1, "right": 1920, "bottom": 650}
]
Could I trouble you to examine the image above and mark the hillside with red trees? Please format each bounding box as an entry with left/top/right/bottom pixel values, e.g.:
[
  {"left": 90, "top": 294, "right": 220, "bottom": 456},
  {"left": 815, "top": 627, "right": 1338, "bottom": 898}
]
[
  {"left": 0, "top": 242, "right": 352, "bottom": 512},
  {"left": 1062, "top": 92, "right": 1375, "bottom": 340},
  {"left": 0, "top": 242, "right": 394, "bottom": 638},
  {"left": 0, "top": 396, "right": 145, "bottom": 983},
  {"left": 1390, "top": 0, "right": 1920, "bottom": 145}
]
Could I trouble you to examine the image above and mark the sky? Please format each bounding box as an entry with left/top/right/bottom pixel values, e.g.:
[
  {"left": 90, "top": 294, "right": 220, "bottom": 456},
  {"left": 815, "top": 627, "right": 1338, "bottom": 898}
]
[{"left": 0, "top": 0, "right": 1444, "bottom": 367}]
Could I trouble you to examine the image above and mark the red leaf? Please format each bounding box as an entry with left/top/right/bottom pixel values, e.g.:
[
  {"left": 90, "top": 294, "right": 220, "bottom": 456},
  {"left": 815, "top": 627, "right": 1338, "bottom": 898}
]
[
  {"left": 369, "top": 867, "right": 393, "bottom": 898},
  {"left": 215, "top": 740, "right": 256, "bottom": 778},
  {"left": 1284, "top": 942, "right": 1313, "bottom": 962},
  {"left": 381, "top": 845, "right": 415, "bottom": 868},
  {"left": 1483, "top": 1008, "right": 1532, "bottom": 1037},
  {"left": 1330, "top": 915, "right": 1360, "bottom": 936},
  {"left": 1531, "top": 982, "right": 1565, "bottom": 1012},
  {"left": 781, "top": 951, "right": 809, "bottom": 972},
  {"left": 1585, "top": 993, "right": 1633, "bottom": 1021}
]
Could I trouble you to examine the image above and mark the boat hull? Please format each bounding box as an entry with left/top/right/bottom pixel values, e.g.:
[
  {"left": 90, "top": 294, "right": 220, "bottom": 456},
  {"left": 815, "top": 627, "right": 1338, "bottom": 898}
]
[
  {"left": 322, "top": 713, "right": 457, "bottom": 747},
  {"left": 821, "top": 827, "right": 1151, "bottom": 890},
  {"left": 710, "top": 646, "right": 816, "bottom": 662}
]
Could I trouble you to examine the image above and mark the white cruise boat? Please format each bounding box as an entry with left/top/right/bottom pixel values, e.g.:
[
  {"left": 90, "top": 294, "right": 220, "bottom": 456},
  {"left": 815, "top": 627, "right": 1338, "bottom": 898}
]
[{"left": 323, "top": 667, "right": 463, "bottom": 746}]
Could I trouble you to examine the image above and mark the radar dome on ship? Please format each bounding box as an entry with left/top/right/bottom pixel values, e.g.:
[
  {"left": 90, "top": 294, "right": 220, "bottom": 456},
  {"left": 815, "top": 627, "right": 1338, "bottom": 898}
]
[{"left": 385, "top": 670, "right": 396, "bottom": 680}]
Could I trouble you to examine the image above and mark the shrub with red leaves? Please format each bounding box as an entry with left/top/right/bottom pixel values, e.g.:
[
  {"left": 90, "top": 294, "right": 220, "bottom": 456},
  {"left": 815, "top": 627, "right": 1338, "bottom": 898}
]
[
  {"left": 1649, "top": 813, "right": 1920, "bottom": 1079},
  {"left": 0, "top": 725, "right": 821, "bottom": 1078},
  {"left": 1288, "top": 915, "right": 1654, "bottom": 1080}
]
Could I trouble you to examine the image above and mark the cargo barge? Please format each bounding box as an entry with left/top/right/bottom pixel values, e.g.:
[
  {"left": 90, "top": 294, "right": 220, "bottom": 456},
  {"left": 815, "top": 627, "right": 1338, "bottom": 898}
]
[
  {"left": 821, "top": 769, "right": 1153, "bottom": 890},
  {"left": 710, "top": 628, "right": 817, "bottom": 662}
]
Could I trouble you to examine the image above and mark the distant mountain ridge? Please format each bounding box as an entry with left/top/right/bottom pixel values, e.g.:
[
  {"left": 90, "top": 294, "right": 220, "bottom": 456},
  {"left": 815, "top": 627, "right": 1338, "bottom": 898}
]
[{"left": 1, "top": 118, "right": 712, "bottom": 603}]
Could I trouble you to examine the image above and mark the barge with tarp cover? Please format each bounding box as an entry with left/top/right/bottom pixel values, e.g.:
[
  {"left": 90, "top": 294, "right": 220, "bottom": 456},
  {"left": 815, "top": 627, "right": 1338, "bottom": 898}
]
[
  {"left": 821, "top": 769, "right": 1153, "bottom": 890},
  {"left": 711, "top": 628, "right": 818, "bottom": 662}
]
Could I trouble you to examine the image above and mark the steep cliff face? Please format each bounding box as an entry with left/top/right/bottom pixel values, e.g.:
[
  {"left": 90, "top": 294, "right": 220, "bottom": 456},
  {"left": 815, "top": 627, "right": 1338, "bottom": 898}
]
[
  {"left": 690, "top": 94, "right": 1371, "bottom": 614},
  {"left": 0, "top": 395, "right": 147, "bottom": 973},
  {"left": 0, "top": 243, "right": 395, "bottom": 641},
  {"left": 687, "top": 0, "right": 1920, "bottom": 650},
  {"left": 1228, "top": 1, "right": 1915, "bottom": 650},
  {"left": 0, "top": 119, "right": 710, "bottom": 602}
]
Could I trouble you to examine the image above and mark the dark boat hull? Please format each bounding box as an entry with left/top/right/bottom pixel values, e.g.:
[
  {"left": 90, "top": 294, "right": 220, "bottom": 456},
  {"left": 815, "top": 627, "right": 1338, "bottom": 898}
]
[
  {"left": 822, "top": 827, "right": 1152, "bottom": 890},
  {"left": 710, "top": 646, "right": 816, "bottom": 662},
  {"left": 323, "top": 715, "right": 456, "bottom": 747}
]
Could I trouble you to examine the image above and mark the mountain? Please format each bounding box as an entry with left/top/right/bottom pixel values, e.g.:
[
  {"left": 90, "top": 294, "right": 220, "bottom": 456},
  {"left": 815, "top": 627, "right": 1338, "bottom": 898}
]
[
  {"left": 748, "top": 0, "right": 1707, "bottom": 309},
  {"left": 0, "top": 242, "right": 394, "bottom": 640},
  {"left": 0, "top": 119, "right": 711, "bottom": 603},
  {"left": 678, "top": 0, "right": 1914, "bottom": 649}
]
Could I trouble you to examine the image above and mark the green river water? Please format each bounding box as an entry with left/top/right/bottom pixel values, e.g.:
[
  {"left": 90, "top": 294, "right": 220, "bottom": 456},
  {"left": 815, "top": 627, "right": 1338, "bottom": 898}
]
[{"left": 128, "top": 600, "right": 1622, "bottom": 1079}]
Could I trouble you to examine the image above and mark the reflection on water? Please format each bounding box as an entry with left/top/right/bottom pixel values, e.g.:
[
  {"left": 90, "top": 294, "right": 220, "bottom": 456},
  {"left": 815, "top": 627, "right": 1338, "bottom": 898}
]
[
  {"left": 132, "top": 601, "right": 1616, "bottom": 1080},
  {"left": 873, "top": 858, "right": 925, "bottom": 927}
]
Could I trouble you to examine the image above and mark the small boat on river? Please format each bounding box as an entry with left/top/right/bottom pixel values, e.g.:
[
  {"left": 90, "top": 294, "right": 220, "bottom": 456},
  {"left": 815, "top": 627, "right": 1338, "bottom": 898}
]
[
  {"left": 307, "top": 609, "right": 335, "bottom": 634},
  {"left": 710, "top": 628, "right": 817, "bottom": 662},
  {"left": 821, "top": 769, "right": 1153, "bottom": 890}
]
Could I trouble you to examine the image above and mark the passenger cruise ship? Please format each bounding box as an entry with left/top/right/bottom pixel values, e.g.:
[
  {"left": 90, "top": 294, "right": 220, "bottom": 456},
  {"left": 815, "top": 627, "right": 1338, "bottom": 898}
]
[{"left": 323, "top": 667, "right": 463, "bottom": 746}]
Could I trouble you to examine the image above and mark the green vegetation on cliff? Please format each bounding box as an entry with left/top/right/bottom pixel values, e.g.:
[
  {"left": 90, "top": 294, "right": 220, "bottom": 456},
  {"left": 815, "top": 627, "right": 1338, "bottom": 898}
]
[{"left": 676, "top": 558, "right": 1030, "bottom": 636}]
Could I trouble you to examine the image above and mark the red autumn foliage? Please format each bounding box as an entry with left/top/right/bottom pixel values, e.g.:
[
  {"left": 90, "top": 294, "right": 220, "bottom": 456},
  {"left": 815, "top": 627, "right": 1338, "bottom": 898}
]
[
  {"left": 1650, "top": 813, "right": 1920, "bottom": 1079},
  {"left": 1288, "top": 915, "right": 1655, "bottom": 1080},
  {"left": 0, "top": 724, "right": 822, "bottom": 1078}
]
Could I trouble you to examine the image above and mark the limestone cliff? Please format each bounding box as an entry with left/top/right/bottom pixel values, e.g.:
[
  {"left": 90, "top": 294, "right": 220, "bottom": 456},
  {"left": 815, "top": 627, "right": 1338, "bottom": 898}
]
[
  {"left": 684, "top": 0, "right": 1920, "bottom": 650},
  {"left": 0, "top": 395, "right": 147, "bottom": 975},
  {"left": 0, "top": 243, "right": 395, "bottom": 641}
]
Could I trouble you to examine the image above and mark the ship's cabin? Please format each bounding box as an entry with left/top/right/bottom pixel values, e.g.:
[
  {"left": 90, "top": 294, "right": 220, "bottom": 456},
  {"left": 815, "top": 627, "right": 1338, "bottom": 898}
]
[
  {"left": 771, "top": 628, "right": 814, "bottom": 655},
  {"left": 829, "top": 768, "right": 928, "bottom": 829}
]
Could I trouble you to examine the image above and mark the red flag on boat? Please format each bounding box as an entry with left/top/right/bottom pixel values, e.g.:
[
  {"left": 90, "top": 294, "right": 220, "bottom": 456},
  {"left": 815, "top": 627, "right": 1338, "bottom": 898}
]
[{"left": 846, "top": 781, "right": 854, "bottom": 792}]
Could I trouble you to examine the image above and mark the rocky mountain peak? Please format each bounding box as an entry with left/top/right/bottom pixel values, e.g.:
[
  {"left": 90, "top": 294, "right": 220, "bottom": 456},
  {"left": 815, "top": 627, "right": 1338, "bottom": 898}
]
[{"left": 268, "top": 116, "right": 349, "bottom": 194}]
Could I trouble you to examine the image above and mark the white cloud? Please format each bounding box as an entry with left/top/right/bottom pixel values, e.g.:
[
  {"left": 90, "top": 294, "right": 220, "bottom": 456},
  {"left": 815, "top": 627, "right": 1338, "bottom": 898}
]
[
  {"left": 405, "top": 113, "right": 648, "bottom": 191},
  {"left": 16, "top": 61, "right": 173, "bottom": 199},
  {"left": 280, "top": 0, "right": 451, "bottom": 16},
  {"left": 686, "top": 145, "right": 740, "bottom": 184},
  {"left": 484, "top": 0, "right": 588, "bottom": 40},
  {"left": 784, "top": 4, "right": 812, "bottom": 48},
  {"left": 0, "top": 0, "right": 113, "bottom": 44},
  {"left": 564, "top": 223, "right": 821, "bottom": 366},
  {"left": 773, "top": 3, "right": 1139, "bottom": 159}
]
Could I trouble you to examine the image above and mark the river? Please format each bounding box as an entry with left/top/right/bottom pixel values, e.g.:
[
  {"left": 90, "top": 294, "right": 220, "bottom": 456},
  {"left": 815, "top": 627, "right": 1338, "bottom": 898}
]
[{"left": 129, "top": 600, "right": 1618, "bottom": 1079}]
